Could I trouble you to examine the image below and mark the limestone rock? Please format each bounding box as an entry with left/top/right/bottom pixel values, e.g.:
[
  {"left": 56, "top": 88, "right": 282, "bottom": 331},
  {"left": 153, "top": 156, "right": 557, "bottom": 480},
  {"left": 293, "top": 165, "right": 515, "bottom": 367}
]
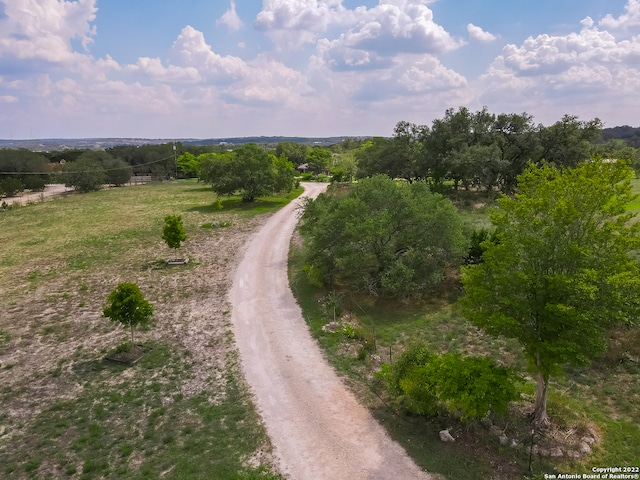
[
  {"left": 567, "top": 450, "right": 581, "bottom": 459},
  {"left": 579, "top": 442, "right": 591, "bottom": 454},
  {"left": 549, "top": 447, "right": 564, "bottom": 458},
  {"left": 581, "top": 436, "right": 595, "bottom": 445},
  {"left": 439, "top": 429, "right": 455, "bottom": 443}
]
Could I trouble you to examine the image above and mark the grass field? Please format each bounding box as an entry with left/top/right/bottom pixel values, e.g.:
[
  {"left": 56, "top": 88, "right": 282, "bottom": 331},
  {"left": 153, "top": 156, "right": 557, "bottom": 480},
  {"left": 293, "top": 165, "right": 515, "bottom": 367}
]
[
  {"left": 0, "top": 180, "right": 301, "bottom": 479},
  {"left": 288, "top": 191, "right": 640, "bottom": 480}
]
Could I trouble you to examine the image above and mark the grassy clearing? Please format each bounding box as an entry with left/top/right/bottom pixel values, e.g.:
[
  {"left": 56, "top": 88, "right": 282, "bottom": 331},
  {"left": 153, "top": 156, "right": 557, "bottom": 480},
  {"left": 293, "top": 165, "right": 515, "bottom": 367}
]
[
  {"left": 289, "top": 194, "right": 640, "bottom": 479},
  {"left": 0, "top": 180, "right": 297, "bottom": 479}
]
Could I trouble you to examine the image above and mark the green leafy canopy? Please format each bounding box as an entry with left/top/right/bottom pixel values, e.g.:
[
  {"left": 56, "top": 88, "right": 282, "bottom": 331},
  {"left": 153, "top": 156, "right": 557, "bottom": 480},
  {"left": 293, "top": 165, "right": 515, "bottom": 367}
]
[
  {"left": 459, "top": 159, "right": 640, "bottom": 394},
  {"left": 300, "top": 175, "right": 467, "bottom": 297},
  {"left": 103, "top": 283, "right": 154, "bottom": 347},
  {"left": 162, "top": 215, "right": 187, "bottom": 250}
]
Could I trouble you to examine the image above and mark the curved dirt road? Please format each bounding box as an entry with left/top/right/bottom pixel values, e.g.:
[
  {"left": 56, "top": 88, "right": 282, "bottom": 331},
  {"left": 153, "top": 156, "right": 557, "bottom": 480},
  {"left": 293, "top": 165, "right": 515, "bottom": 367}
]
[{"left": 230, "top": 183, "right": 432, "bottom": 480}]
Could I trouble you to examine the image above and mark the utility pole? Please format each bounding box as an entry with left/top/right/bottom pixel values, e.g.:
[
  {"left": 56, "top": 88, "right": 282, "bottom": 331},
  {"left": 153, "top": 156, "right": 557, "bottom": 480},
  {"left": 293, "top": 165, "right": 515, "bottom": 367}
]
[{"left": 173, "top": 142, "right": 177, "bottom": 179}]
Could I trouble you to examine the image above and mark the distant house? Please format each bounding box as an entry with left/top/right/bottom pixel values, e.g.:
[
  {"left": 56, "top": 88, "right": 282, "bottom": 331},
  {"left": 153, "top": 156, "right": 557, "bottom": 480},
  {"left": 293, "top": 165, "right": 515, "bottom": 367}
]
[{"left": 297, "top": 163, "right": 309, "bottom": 173}]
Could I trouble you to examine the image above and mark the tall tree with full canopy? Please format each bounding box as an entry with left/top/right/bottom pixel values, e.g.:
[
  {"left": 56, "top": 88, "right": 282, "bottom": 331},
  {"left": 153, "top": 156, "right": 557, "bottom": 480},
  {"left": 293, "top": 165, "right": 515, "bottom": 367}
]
[
  {"left": 200, "top": 143, "right": 295, "bottom": 202},
  {"left": 458, "top": 159, "right": 640, "bottom": 427},
  {"left": 300, "top": 175, "right": 467, "bottom": 297}
]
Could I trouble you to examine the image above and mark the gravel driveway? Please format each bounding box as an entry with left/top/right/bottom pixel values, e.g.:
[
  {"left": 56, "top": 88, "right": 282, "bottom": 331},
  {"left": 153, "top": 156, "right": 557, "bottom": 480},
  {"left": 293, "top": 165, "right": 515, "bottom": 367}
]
[{"left": 230, "top": 182, "right": 433, "bottom": 480}]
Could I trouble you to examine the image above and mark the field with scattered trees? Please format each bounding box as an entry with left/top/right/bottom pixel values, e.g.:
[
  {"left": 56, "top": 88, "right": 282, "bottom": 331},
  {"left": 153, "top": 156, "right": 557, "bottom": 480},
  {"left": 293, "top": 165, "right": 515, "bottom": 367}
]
[{"left": 1, "top": 107, "right": 639, "bottom": 479}]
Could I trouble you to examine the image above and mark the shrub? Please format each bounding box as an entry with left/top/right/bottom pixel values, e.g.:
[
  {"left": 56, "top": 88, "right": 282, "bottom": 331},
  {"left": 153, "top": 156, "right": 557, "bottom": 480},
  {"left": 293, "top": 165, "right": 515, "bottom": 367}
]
[
  {"left": 379, "top": 345, "right": 521, "bottom": 420},
  {"left": 1, "top": 177, "right": 23, "bottom": 197}
]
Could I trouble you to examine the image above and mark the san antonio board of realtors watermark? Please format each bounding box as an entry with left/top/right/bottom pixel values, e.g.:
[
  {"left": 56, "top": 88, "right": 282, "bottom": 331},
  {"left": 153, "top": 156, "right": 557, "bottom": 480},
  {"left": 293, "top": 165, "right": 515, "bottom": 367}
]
[{"left": 543, "top": 467, "right": 639, "bottom": 479}]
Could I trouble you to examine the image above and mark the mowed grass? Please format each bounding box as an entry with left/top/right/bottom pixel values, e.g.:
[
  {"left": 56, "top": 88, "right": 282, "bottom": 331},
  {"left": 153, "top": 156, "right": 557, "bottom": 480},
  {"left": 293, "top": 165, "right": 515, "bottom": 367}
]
[
  {"left": 0, "top": 180, "right": 299, "bottom": 479},
  {"left": 289, "top": 191, "right": 640, "bottom": 479}
]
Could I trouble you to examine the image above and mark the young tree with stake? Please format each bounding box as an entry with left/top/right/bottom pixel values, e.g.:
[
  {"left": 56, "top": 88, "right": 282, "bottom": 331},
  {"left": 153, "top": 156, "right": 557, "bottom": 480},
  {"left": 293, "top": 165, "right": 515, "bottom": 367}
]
[
  {"left": 103, "top": 283, "right": 154, "bottom": 352},
  {"left": 162, "top": 214, "right": 187, "bottom": 261}
]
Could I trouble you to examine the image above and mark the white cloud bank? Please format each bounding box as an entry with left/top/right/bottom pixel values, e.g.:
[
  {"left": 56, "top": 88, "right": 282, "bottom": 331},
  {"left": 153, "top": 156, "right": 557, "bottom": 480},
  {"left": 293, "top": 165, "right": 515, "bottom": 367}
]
[
  {"left": 478, "top": 5, "right": 640, "bottom": 126},
  {"left": 0, "top": 0, "right": 639, "bottom": 137}
]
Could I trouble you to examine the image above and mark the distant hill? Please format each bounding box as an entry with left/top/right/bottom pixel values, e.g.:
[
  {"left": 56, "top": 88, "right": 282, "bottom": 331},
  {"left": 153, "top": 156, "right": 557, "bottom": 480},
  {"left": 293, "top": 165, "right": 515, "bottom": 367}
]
[
  {"left": 602, "top": 126, "right": 640, "bottom": 148},
  {"left": 0, "top": 136, "right": 354, "bottom": 151}
]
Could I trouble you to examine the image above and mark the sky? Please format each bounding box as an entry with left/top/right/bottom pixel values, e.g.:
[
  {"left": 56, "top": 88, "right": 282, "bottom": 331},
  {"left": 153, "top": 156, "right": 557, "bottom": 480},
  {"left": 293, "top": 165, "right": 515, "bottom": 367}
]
[{"left": 0, "top": 0, "right": 639, "bottom": 139}]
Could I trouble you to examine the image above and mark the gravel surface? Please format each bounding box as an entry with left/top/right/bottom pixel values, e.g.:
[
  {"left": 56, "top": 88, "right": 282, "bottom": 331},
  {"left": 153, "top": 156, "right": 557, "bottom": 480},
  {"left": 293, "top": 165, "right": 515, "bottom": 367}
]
[{"left": 230, "top": 182, "right": 433, "bottom": 480}]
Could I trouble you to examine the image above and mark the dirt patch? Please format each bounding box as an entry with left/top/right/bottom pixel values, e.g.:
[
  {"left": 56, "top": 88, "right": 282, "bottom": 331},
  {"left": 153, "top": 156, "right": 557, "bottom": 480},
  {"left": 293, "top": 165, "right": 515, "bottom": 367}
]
[{"left": 2, "top": 183, "right": 71, "bottom": 207}]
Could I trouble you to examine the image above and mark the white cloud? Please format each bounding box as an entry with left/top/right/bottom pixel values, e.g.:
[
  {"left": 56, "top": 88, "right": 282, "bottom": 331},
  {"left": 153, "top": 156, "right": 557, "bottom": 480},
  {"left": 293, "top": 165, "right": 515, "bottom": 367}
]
[
  {"left": 478, "top": 11, "right": 640, "bottom": 126},
  {"left": 128, "top": 57, "right": 202, "bottom": 84},
  {"left": 600, "top": 0, "right": 640, "bottom": 30},
  {"left": 467, "top": 23, "right": 497, "bottom": 43},
  {"left": 217, "top": 1, "right": 244, "bottom": 32},
  {"left": 0, "top": 95, "right": 18, "bottom": 103},
  {"left": 399, "top": 56, "right": 468, "bottom": 93},
  {"left": 167, "top": 26, "right": 248, "bottom": 83},
  {"left": 225, "top": 54, "right": 314, "bottom": 105},
  {"left": 125, "top": 27, "right": 314, "bottom": 109},
  {"left": 339, "top": 0, "right": 462, "bottom": 56},
  {"left": 312, "top": 0, "right": 462, "bottom": 72},
  {"left": 255, "top": 0, "right": 346, "bottom": 48},
  {"left": 495, "top": 25, "right": 640, "bottom": 76},
  {"left": 0, "top": 0, "right": 97, "bottom": 67},
  {"left": 256, "top": 0, "right": 461, "bottom": 55},
  {"left": 315, "top": 37, "right": 393, "bottom": 71}
]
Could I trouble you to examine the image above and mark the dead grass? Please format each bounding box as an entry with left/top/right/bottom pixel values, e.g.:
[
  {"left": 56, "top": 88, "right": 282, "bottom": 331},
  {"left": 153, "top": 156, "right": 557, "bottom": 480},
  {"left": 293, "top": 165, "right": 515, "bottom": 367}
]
[{"left": 0, "top": 180, "right": 287, "bottom": 479}]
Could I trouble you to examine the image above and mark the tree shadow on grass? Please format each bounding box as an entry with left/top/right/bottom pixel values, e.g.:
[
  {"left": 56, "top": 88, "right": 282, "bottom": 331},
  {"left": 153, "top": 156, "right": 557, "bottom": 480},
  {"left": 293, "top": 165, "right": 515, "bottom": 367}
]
[{"left": 72, "top": 359, "right": 126, "bottom": 376}]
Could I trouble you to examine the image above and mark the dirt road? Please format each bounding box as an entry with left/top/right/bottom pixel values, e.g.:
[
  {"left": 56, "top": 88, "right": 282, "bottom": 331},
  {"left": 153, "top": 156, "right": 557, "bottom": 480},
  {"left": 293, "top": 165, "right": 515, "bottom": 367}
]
[
  {"left": 230, "top": 183, "right": 432, "bottom": 480},
  {"left": 2, "top": 183, "right": 70, "bottom": 206}
]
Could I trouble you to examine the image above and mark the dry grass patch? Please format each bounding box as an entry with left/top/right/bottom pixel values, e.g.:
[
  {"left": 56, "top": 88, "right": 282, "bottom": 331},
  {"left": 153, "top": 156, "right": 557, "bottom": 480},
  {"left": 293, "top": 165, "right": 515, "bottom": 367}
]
[{"left": 0, "top": 181, "right": 291, "bottom": 479}]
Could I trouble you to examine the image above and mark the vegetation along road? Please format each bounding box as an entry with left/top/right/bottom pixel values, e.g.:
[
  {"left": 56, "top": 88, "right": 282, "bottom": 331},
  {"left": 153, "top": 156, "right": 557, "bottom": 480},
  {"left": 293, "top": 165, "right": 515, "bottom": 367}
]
[{"left": 230, "top": 182, "right": 433, "bottom": 480}]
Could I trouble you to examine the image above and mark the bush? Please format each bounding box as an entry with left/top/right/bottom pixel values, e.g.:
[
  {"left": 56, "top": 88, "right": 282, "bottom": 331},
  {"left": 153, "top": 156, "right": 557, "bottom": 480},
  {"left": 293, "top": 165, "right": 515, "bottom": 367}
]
[
  {"left": 464, "top": 227, "right": 499, "bottom": 265},
  {"left": 1, "top": 177, "right": 23, "bottom": 197},
  {"left": 379, "top": 345, "right": 521, "bottom": 420}
]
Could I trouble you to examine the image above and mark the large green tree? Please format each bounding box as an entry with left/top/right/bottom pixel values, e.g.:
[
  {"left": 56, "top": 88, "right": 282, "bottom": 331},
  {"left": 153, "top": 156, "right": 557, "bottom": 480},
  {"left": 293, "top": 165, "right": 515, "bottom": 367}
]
[
  {"left": 200, "top": 143, "right": 295, "bottom": 202},
  {"left": 305, "top": 146, "right": 333, "bottom": 174},
  {"left": 104, "top": 157, "right": 132, "bottom": 186},
  {"left": 300, "top": 175, "right": 467, "bottom": 297},
  {"left": 0, "top": 148, "right": 50, "bottom": 192},
  {"left": 538, "top": 115, "right": 602, "bottom": 169},
  {"left": 458, "top": 160, "right": 640, "bottom": 427},
  {"left": 62, "top": 153, "right": 106, "bottom": 193},
  {"left": 275, "top": 141, "right": 309, "bottom": 166}
]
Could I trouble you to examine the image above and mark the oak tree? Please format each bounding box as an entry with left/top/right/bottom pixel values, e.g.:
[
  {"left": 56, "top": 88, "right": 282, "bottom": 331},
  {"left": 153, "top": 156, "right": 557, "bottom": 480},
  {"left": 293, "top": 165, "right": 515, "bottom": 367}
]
[{"left": 300, "top": 175, "right": 467, "bottom": 297}]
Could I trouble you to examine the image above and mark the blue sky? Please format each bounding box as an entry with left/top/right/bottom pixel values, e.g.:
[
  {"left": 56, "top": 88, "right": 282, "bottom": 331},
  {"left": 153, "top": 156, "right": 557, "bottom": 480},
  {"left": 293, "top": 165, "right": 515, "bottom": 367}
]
[{"left": 0, "top": 0, "right": 638, "bottom": 139}]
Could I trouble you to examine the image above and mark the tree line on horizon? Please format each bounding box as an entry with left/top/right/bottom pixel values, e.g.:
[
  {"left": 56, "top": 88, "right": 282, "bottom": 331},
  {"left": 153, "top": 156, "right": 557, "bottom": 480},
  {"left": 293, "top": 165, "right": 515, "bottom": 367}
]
[{"left": 1, "top": 107, "right": 640, "bottom": 199}]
